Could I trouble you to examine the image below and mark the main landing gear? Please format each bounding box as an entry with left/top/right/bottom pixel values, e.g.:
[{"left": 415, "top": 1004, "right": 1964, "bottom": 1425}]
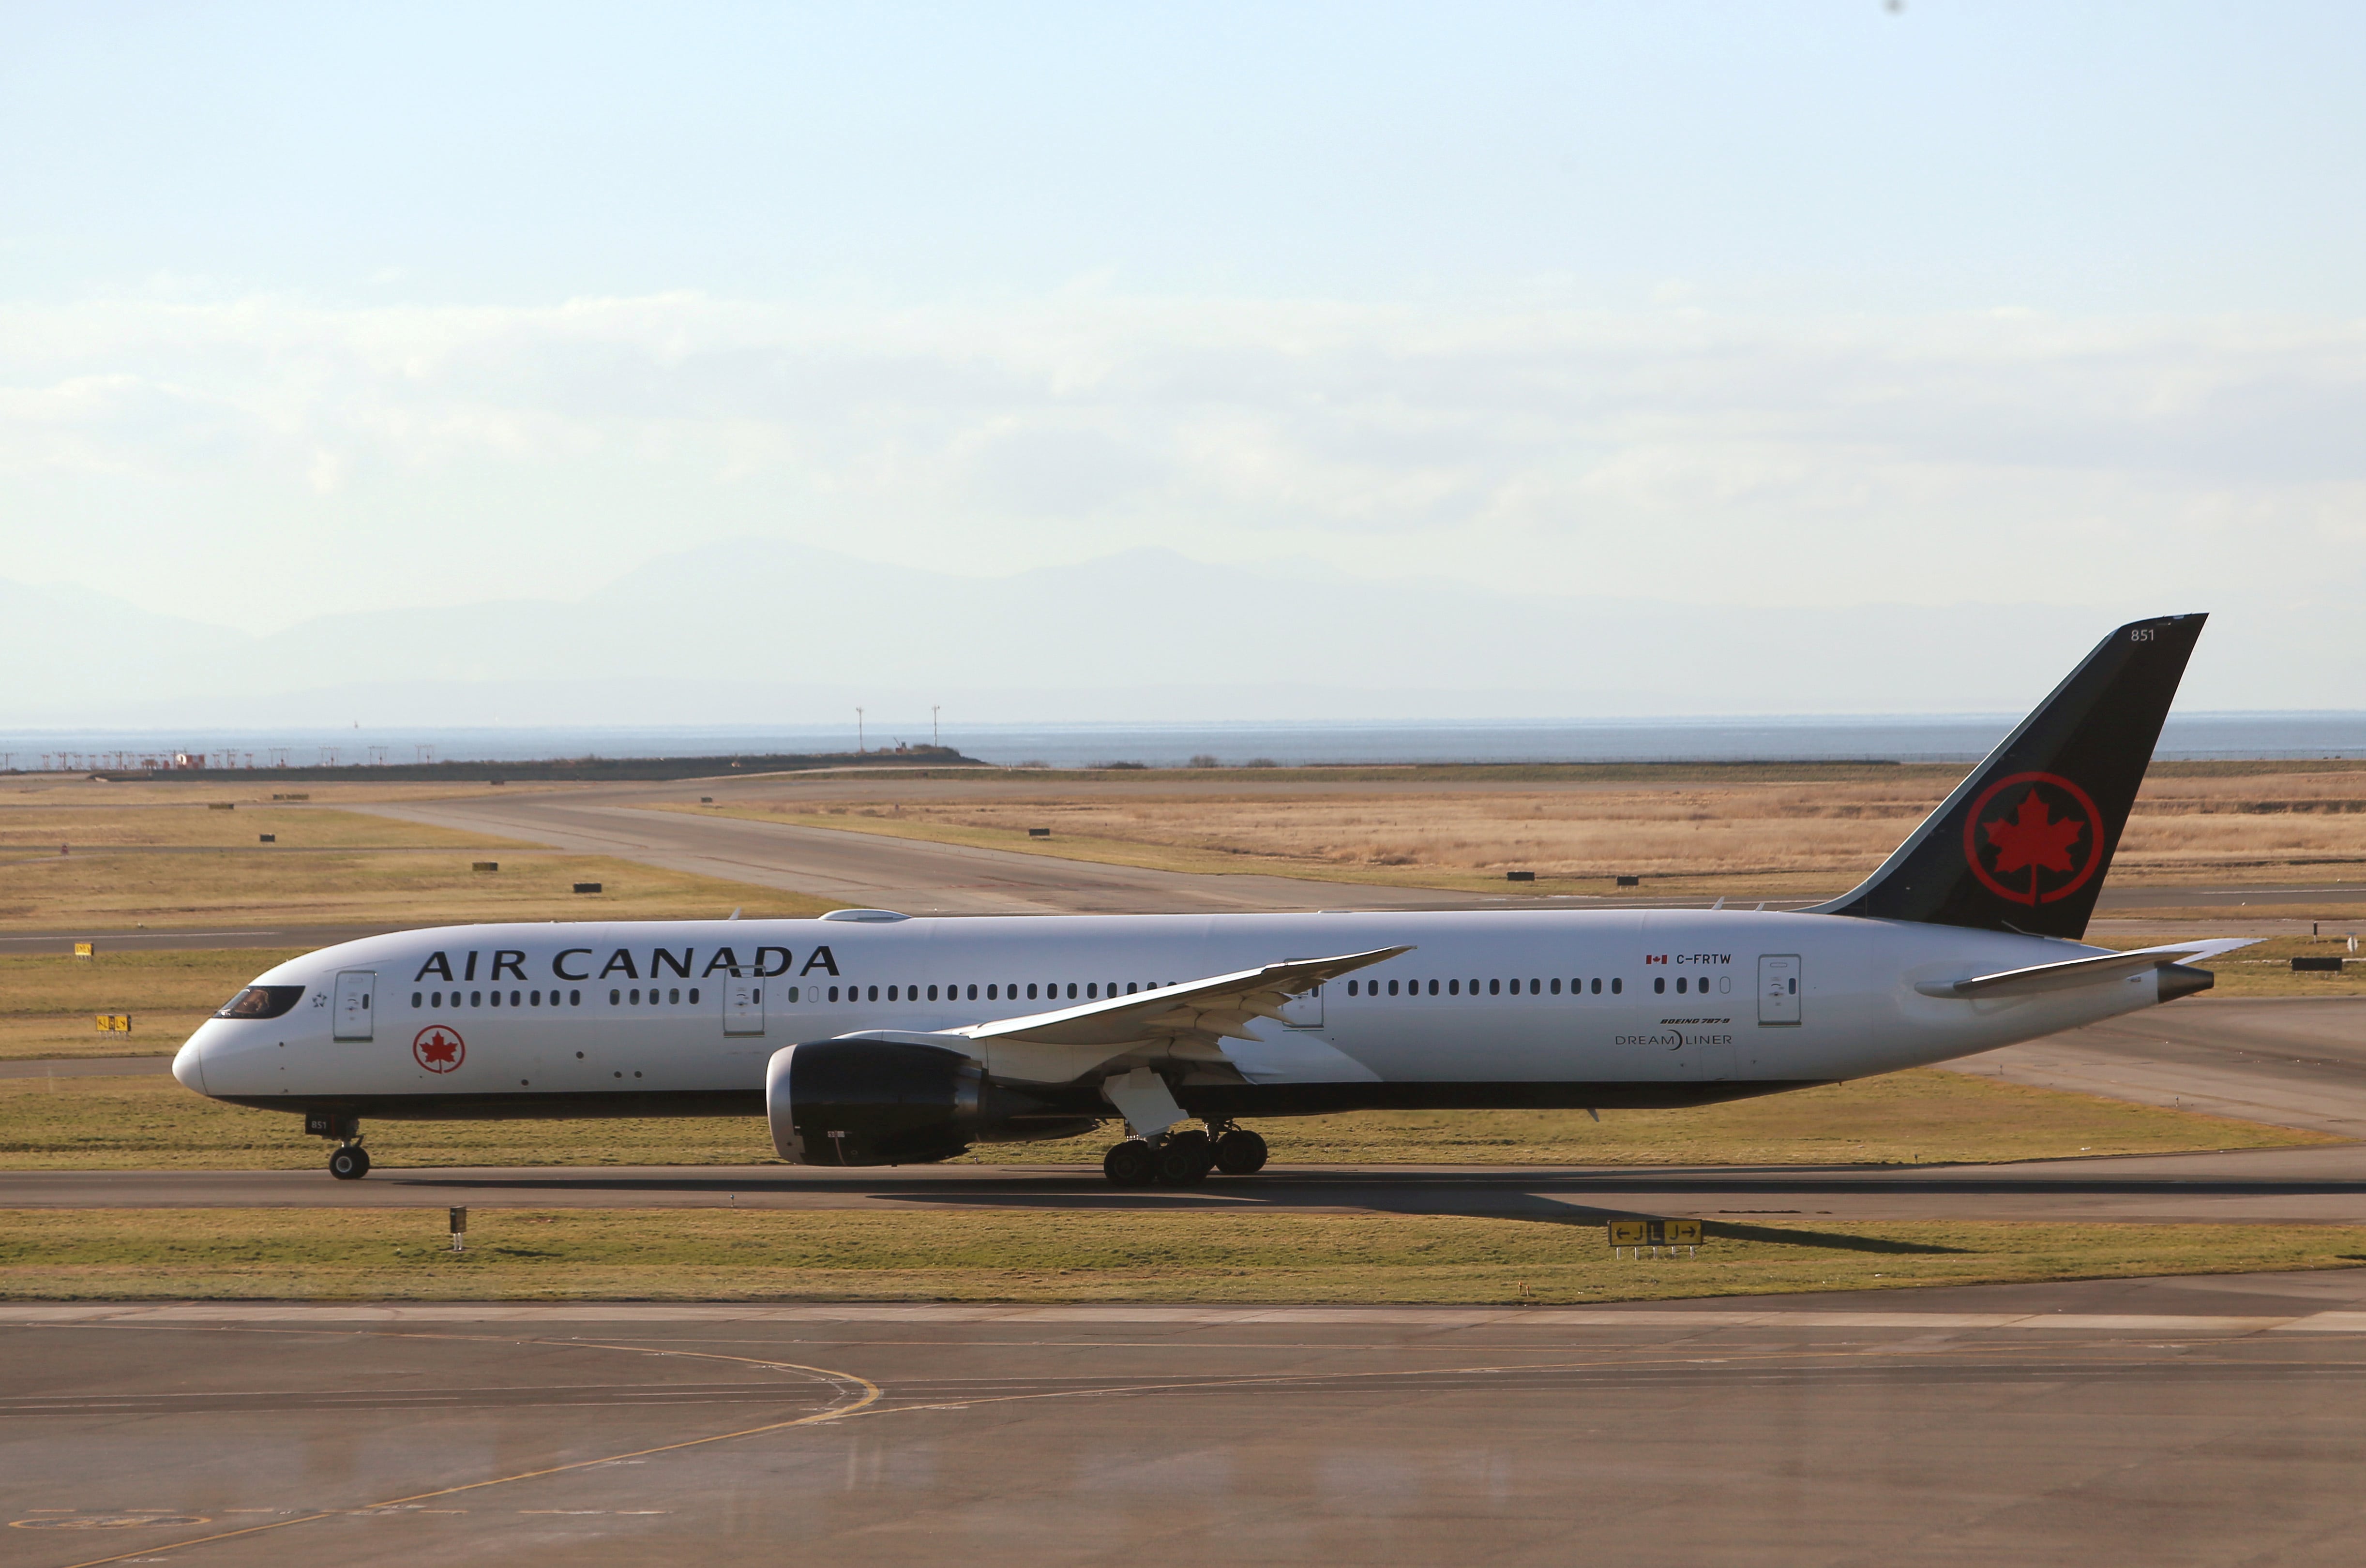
[
  {"left": 1101, "top": 1123, "right": 1268, "bottom": 1187},
  {"left": 328, "top": 1143, "right": 372, "bottom": 1180}
]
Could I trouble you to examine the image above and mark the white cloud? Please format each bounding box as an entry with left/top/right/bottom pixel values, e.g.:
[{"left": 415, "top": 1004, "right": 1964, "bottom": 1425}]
[{"left": 0, "top": 290, "right": 2360, "bottom": 637}]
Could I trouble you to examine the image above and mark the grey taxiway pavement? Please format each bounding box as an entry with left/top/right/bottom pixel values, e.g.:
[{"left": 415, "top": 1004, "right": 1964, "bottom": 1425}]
[{"left": 12, "top": 1274, "right": 2366, "bottom": 1566}]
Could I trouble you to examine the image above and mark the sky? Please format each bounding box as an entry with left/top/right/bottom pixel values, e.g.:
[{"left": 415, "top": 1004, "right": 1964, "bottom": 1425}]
[{"left": 2, "top": 1, "right": 2362, "bottom": 703}]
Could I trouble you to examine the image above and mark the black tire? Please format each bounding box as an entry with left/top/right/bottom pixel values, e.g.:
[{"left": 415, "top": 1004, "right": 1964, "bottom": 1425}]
[
  {"left": 1213, "top": 1129, "right": 1268, "bottom": 1176},
  {"left": 328, "top": 1145, "right": 369, "bottom": 1181},
  {"left": 1153, "top": 1134, "right": 1212, "bottom": 1186},
  {"left": 1102, "top": 1139, "right": 1156, "bottom": 1186}
]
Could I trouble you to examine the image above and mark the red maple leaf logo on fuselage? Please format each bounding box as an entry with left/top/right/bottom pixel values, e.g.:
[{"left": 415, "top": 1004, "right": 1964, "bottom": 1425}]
[{"left": 412, "top": 1026, "right": 465, "bottom": 1072}]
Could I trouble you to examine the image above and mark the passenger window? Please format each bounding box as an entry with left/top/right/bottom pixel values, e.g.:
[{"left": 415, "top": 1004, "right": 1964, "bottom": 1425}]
[
  {"left": 688, "top": 987, "right": 699, "bottom": 1003},
  {"left": 1027, "top": 984, "right": 1039, "bottom": 1000},
  {"left": 1550, "top": 979, "right": 1561, "bottom": 995},
  {"left": 1447, "top": 979, "right": 1459, "bottom": 995},
  {"left": 669, "top": 987, "right": 681, "bottom": 1003},
  {"left": 1529, "top": 979, "right": 1539, "bottom": 994},
  {"left": 1489, "top": 979, "right": 1500, "bottom": 995},
  {"left": 1127, "top": 982, "right": 1137, "bottom": 994},
  {"left": 967, "top": 984, "right": 978, "bottom": 1000},
  {"left": 987, "top": 984, "right": 998, "bottom": 1000},
  {"left": 412, "top": 991, "right": 423, "bottom": 1008},
  {"left": 1654, "top": 977, "right": 1666, "bottom": 994},
  {"left": 1387, "top": 979, "right": 1400, "bottom": 996},
  {"left": 1611, "top": 978, "right": 1622, "bottom": 994},
  {"left": 1067, "top": 983, "right": 1078, "bottom": 1000},
  {"left": 828, "top": 986, "right": 841, "bottom": 1002},
  {"left": 570, "top": 989, "right": 580, "bottom": 1005},
  {"left": 1087, "top": 983, "right": 1098, "bottom": 999},
  {"left": 867, "top": 986, "right": 879, "bottom": 1002}
]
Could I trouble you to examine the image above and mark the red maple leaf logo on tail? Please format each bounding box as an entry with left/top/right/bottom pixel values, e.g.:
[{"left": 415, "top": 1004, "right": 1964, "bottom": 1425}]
[
  {"left": 1962, "top": 771, "right": 2104, "bottom": 907},
  {"left": 1984, "top": 791, "right": 2084, "bottom": 875}
]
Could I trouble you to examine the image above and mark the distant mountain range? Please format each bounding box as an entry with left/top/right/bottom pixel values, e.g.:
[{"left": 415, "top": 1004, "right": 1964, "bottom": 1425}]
[{"left": 1, "top": 540, "right": 2335, "bottom": 725}]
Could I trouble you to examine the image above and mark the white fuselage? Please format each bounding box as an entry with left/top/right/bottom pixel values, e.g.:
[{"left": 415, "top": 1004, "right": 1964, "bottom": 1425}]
[{"left": 173, "top": 908, "right": 2176, "bottom": 1118}]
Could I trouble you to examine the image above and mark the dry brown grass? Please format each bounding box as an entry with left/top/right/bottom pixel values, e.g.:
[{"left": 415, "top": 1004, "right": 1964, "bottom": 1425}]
[
  {"left": 0, "top": 848, "right": 836, "bottom": 933},
  {"left": 0, "top": 777, "right": 577, "bottom": 807},
  {"left": 689, "top": 764, "right": 2366, "bottom": 894},
  {"left": 0, "top": 795, "right": 840, "bottom": 932},
  {"left": 0, "top": 803, "right": 528, "bottom": 850}
]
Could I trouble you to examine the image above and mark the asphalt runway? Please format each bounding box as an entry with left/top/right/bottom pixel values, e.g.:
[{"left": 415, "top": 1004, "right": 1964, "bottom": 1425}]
[
  {"left": 13, "top": 1142, "right": 2366, "bottom": 1225},
  {"left": 10, "top": 1277, "right": 2366, "bottom": 1567}
]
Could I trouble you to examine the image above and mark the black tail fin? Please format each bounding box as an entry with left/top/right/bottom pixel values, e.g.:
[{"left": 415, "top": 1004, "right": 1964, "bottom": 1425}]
[{"left": 1810, "top": 614, "right": 2206, "bottom": 940}]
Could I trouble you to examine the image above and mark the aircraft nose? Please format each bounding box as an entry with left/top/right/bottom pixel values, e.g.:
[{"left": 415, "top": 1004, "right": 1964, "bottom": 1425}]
[{"left": 171, "top": 1033, "right": 210, "bottom": 1096}]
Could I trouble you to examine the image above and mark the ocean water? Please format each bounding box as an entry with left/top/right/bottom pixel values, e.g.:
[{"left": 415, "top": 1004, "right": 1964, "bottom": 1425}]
[{"left": 6, "top": 713, "right": 2363, "bottom": 771}]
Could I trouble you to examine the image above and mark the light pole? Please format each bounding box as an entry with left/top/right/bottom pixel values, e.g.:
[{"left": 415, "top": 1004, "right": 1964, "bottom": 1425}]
[
  {"left": 855, "top": 707, "right": 865, "bottom": 753},
  {"left": 932, "top": 705, "right": 941, "bottom": 747}
]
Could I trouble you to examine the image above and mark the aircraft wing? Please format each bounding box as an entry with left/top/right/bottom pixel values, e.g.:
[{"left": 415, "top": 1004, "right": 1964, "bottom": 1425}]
[
  {"left": 1914, "top": 938, "right": 2256, "bottom": 1000},
  {"left": 941, "top": 945, "right": 1408, "bottom": 1082}
]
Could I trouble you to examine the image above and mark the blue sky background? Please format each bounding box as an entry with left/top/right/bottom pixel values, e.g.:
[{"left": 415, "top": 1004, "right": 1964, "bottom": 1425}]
[{"left": 2, "top": 1, "right": 2361, "bottom": 708}]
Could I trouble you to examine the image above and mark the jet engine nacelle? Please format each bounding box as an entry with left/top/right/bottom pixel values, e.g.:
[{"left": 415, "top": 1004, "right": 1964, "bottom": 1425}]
[{"left": 764, "top": 1038, "right": 1098, "bottom": 1166}]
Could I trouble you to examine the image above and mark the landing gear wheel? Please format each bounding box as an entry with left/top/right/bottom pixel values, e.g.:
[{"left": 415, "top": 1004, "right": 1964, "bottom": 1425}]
[
  {"left": 1102, "top": 1139, "right": 1156, "bottom": 1186},
  {"left": 1213, "top": 1129, "right": 1268, "bottom": 1176},
  {"left": 328, "top": 1144, "right": 371, "bottom": 1181},
  {"left": 1153, "top": 1131, "right": 1213, "bottom": 1186}
]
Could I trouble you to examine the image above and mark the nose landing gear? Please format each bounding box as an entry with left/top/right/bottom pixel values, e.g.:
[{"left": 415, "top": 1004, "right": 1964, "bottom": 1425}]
[{"left": 307, "top": 1109, "right": 370, "bottom": 1180}]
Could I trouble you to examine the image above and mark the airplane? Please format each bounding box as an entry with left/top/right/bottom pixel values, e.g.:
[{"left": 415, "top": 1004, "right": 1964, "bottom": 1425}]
[{"left": 174, "top": 613, "right": 2245, "bottom": 1186}]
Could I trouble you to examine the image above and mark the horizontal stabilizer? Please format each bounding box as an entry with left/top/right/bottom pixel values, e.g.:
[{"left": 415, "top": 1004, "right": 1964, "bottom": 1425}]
[{"left": 1914, "top": 939, "right": 2255, "bottom": 1000}]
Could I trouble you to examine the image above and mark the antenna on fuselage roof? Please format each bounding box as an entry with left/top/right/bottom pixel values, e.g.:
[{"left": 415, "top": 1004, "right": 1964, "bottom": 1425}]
[{"left": 728, "top": 908, "right": 741, "bottom": 921}]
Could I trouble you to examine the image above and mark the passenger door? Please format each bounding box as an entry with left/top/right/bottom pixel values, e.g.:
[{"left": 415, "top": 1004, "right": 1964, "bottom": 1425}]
[
  {"left": 1758, "top": 955, "right": 1801, "bottom": 1026},
  {"left": 332, "top": 971, "right": 375, "bottom": 1041},
  {"left": 722, "top": 976, "right": 767, "bottom": 1036}
]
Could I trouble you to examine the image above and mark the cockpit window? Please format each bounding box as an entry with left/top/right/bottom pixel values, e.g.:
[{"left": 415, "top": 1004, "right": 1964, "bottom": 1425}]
[{"left": 216, "top": 985, "right": 307, "bottom": 1020}]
